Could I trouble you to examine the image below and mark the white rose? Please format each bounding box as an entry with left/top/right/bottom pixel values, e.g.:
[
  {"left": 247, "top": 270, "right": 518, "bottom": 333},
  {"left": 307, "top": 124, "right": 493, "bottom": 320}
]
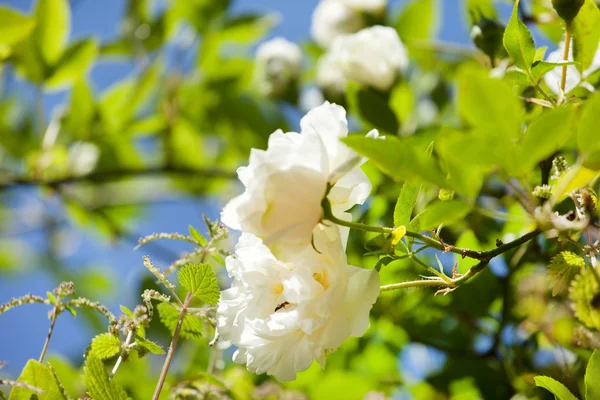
[
  {"left": 316, "top": 52, "right": 347, "bottom": 94},
  {"left": 311, "top": 0, "right": 365, "bottom": 49},
  {"left": 221, "top": 101, "right": 377, "bottom": 247},
  {"left": 217, "top": 226, "right": 380, "bottom": 381},
  {"left": 255, "top": 37, "right": 303, "bottom": 97},
  {"left": 340, "top": 0, "right": 387, "bottom": 13},
  {"left": 329, "top": 25, "right": 408, "bottom": 91},
  {"left": 544, "top": 37, "right": 600, "bottom": 95}
]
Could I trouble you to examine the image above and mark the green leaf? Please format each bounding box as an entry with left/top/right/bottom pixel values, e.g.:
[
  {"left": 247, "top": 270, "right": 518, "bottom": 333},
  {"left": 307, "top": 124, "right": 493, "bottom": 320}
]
[
  {"left": 548, "top": 251, "right": 584, "bottom": 296},
  {"left": 503, "top": 0, "right": 535, "bottom": 71},
  {"left": 34, "top": 0, "right": 71, "bottom": 65},
  {"left": 416, "top": 200, "right": 472, "bottom": 231},
  {"left": 8, "top": 359, "right": 65, "bottom": 400},
  {"left": 120, "top": 305, "right": 134, "bottom": 318},
  {"left": 134, "top": 335, "right": 165, "bottom": 355},
  {"left": 394, "top": 184, "right": 420, "bottom": 228},
  {"left": 178, "top": 263, "right": 220, "bottom": 305},
  {"left": 458, "top": 65, "right": 524, "bottom": 141},
  {"left": 466, "top": 0, "right": 497, "bottom": 22},
  {"left": 157, "top": 302, "right": 204, "bottom": 339},
  {"left": 347, "top": 85, "right": 399, "bottom": 135},
  {"left": 518, "top": 106, "right": 574, "bottom": 173},
  {"left": 396, "top": 0, "right": 439, "bottom": 41},
  {"left": 46, "top": 39, "right": 98, "bottom": 88},
  {"left": 586, "top": 350, "right": 600, "bottom": 400},
  {"left": 0, "top": 7, "right": 36, "bottom": 46},
  {"left": 89, "top": 333, "right": 122, "bottom": 360},
  {"left": 572, "top": 0, "right": 600, "bottom": 72},
  {"left": 343, "top": 135, "right": 448, "bottom": 188},
  {"left": 82, "top": 355, "right": 130, "bottom": 400},
  {"left": 534, "top": 376, "right": 578, "bottom": 400},
  {"left": 531, "top": 60, "right": 577, "bottom": 82},
  {"left": 578, "top": 91, "right": 600, "bottom": 159},
  {"left": 46, "top": 291, "right": 56, "bottom": 305},
  {"left": 189, "top": 226, "right": 208, "bottom": 247}
]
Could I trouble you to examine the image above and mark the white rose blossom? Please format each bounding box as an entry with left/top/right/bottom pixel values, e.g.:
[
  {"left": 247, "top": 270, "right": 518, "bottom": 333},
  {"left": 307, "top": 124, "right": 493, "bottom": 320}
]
[
  {"left": 221, "top": 101, "right": 377, "bottom": 247},
  {"left": 339, "top": 0, "right": 387, "bottom": 13},
  {"left": 217, "top": 226, "right": 380, "bottom": 381},
  {"left": 311, "top": 0, "right": 365, "bottom": 49},
  {"left": 326, "top": 25, "right": 408, "bottom": 91},
  {"left": 316, "top": 52, "right": 348, "bottom": 95},
  {"left": 544, "top": 37, "right": 600, "bottom": 95},
  {"left": 255, "top": 37, "right": 303, "bottom": 97}
]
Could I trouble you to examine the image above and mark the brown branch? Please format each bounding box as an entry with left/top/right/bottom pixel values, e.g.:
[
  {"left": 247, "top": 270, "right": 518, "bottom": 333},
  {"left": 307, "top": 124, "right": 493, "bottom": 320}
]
[{"left": 0, "top": 166, "right": 237, "bottom": 190}]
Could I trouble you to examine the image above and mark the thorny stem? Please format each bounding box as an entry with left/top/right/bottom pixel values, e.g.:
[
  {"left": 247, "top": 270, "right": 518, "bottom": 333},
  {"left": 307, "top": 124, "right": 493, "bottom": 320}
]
[
  {"left": 38, "top": 306, "right": 58, "bottom": 363},
  {"left": 152, "top": 293, "right": 194, "bottom": 400},
  {"left": 110, "top": 330, "right": 134, "bottom": 379},
  {"left": 561, "top": 27, "right": 572, "bottom": 96}
]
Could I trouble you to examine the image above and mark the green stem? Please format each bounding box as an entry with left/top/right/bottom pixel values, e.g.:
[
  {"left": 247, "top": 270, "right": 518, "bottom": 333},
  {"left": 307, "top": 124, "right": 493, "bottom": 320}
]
[{"left": 561, "top": 27, "right": 572, "bottom": 96}]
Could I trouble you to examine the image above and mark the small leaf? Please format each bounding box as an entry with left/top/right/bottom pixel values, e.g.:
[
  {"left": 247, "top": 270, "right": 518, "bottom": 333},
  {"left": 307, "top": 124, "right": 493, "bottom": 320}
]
[
  {"left": 534, "top": 376, "right": 578, "bottom": 400},
  {"left": 548, "top": 251, "right": 584, "bottom": 296},
  {"left": 46, "top": 292, "right": 56, "bottom": 305},
  {"left": 178, "top": 264, "right": 220, "bottom": 305},
  {"left": 394, "top": 183, "right": 420, "bottom": 228},
  {"left": 503, "top": 0, "right": 535, "bottom": 71},
  {"left": 189, "top": 225, "right": 208, "bottom": 247},
  {"left": 34, "top": 0, "right": 71, "bottom": 65},
  {"left": 572, "top": 0, "right": 600, "bottom": 72},
  {"left": 134, "top": 335, "right": 165, "bottom": 355},
  {"left": 8, "top": 359, "right": 65, "bottom": 400},
  {"left": 157, "top": 302, "right": 204, "bottom": 339},
  {"left": 0, "top": 7, "right": 36, "bottom": 46},
  {"left": 569, "top": 268, "right": 600, "bottom": 330},
  {"left": 120, "top": 305, "right": 134, "bottom": 318},
  {"left": 46, "top": 39, "right": 98, "bottom": 88},
  {"left": 395, "top": 0, "right": 439, "bottom": 42},
  {"left": 531, "top": 60, "right": 577, "bottom": 81},
  {"left": 82, "top": 355, "right": 130, "bottom": 400},
  {"left": 89, "top": 333, "right": 121, "bottom": 360},
  {"left": 417, "top": 200, "right": 472, "bottom": 231},
  {"left": 586, "top": 350, "right": 600, "bottom": 400}
]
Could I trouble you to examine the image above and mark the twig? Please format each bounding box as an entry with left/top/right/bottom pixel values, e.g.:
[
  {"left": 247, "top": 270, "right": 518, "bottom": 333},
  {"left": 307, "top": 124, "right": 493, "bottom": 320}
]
[
  {"left": 152, "top": 293, "right": 194, "bottom": 400},
  {"left": 39, "top": 305, "right": 58, "bottom": 362},
  {"left": 110, "top": 330, "right": 134, "bottom": 379},
  {"left": 561, "top": 28, "right": 573, "bottom": 96}
]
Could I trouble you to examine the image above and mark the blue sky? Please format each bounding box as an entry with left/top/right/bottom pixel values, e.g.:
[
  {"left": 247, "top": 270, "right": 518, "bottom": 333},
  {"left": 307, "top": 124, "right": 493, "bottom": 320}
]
[{"left": 0, "top": 0, "right": 553, "bottom": 380}]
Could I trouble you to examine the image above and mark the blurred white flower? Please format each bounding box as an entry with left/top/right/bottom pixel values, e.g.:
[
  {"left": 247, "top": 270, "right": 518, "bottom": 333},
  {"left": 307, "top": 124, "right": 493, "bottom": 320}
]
[
  {"left": 316, "top": 52, "right": 347, "bottom": 94},
  {"left": 544, "top": 38, "right": 600, "bottom": 95},
  {"left": 217, "top": 226, "right": 380, "bottom": 381},
  {"left": 340, "top": 0, "right": 387, "bottom": 13},
  {"left": 328, "top": 25, "right": 408, "bottom": 91},
  {"left": 68, "top": 141, "right": 100, "bottom": 176},
  {"left": 311, "top": 0, "right": 365, "bottom": 49},
  {"left": 221, "top": 102, "right": 377, "bottom": 247},
  {"left": 255, "top": 37, "right": 303, "bottom": 97}
]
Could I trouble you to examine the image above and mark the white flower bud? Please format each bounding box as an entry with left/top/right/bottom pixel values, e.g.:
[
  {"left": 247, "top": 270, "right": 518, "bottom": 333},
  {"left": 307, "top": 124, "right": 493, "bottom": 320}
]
[
  {"left": 255, "top": 37, "right": 302, "bottom": 97},
  {"left": 311, "top": 0, "right": 365, "bottom": 49},
  {"left": 68, "top": 141, "right": 100, "bottom": 176},
  {"left": 328, "top": 25, "right": 408, "bottom": 91},
  {"left": 316, "top": 52, "right": 347, "bottom": 94}
]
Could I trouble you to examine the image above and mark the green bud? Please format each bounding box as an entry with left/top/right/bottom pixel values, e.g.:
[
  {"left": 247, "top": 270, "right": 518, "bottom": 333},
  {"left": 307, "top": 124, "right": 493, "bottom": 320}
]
[
  {"left": 438, "top": 188, "right": 455, "bottom": 201},
  {"left": 552, "top": 0, "right": 585, "bottom": 24},
  {"left": 470, "top": 16, "right": 506, "bottom": 62}
]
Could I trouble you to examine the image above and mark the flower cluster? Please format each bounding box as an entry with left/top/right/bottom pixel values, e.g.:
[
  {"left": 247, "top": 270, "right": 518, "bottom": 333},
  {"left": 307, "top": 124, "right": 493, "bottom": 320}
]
[{"left": 218, "top": 102, "right": 380, "bottom": 381}]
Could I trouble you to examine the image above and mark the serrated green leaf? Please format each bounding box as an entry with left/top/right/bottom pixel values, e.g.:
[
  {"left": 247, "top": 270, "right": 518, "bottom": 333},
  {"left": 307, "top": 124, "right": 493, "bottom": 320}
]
[
  {"left": 90, "top": 333, "right": 121, "bottom": 360},
  {"left": 8, "top": 359, "right": 65, "bottom": 400},
  {"left": 573, "top": 0, "right": 600, "bottom": 72},
  {"left": 46, "top": 39, "right": 98, "bottom": 88},
  {"left": 569, "top": 268, "right": 600, "bottom": 329},
  {"left": 394, "top": 184, "right": 420, "bottom": 228},
  {"left": 578, "top": 91, "right": 600, "bottom": 159},
  {"left": 503, "top": 0, "right": 535, "bottom": 71},
  {"left": 518, "top": 106, "right": 574, "bottom": 173},
  {"left": 157, "top": 302, "right": 204, "bottom": 339},
  {"left": 34, "top": 0, "right": 71, "bottom": 65},
  {"left": 343, "top": 136, "right": 448, "bottom": 188},
  {"left": 178, "top": 264, "right": 220, "bottom": 305},
  {"left": 548, "top": 251, "right": 584, "bottom": 296},
  {"left": 586, "top": 350, "right": 600, "bottom": 400},
  {"left": 0, "top": 7, "right": 36, "bottom": 47},
  {"left": 189, "top": 226, "right": 208, "bottom": 247},
  {"left": 534, "top": 376, "right": 578, "bottom": 400},
  {"left": 134, "top": 335, "right": 165, "bottom": 355},
  {"left": 82, "top": 355, "right": 130, "bottom": 400}
]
